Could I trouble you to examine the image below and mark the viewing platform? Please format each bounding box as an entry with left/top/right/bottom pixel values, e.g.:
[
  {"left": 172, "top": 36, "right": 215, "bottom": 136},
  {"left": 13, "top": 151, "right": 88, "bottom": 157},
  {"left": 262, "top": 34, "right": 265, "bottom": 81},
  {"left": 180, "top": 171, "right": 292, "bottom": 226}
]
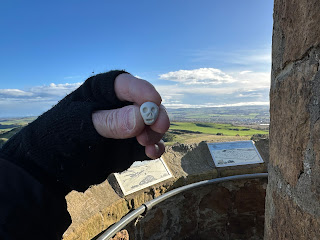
[{"left": 63, "top": 137, "right": 268, "bottom": 240}]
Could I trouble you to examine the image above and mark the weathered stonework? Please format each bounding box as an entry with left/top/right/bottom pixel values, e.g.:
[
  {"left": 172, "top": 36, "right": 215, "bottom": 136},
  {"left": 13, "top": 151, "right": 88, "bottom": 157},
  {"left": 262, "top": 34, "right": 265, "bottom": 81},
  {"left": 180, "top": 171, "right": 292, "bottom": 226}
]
[
  {"left": 128, "top": 179, "right": 267, "bottom": 240},
  {"left": 272, "top": 0, "right": 320, "bottom": 76},
  {"left": 266, "top": 0, "right": 320, "bottom": 238},
  {"left": 265, "top": 191, "right": 320, "bottom": 239},
  {"left": 270, "top": 54, "right": 315, "bottom": 186},
  {"left": 310, "top": 77, "right": 320, "bottom": 197},
  {"left": 110, "top": 230, "right": 129, "bottom": 240}
]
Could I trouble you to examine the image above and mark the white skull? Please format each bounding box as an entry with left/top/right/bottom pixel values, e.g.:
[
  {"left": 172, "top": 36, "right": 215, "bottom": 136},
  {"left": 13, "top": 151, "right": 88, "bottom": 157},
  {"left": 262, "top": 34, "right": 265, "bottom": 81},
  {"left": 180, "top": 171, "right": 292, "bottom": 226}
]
[{"left": 140, "top": 102, "right": 159, "bottom": 125}]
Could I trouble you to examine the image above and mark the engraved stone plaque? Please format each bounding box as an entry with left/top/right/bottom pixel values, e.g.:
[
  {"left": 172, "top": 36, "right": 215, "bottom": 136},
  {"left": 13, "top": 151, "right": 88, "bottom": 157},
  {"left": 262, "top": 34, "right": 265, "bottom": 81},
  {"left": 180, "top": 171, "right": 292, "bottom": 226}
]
[
  {"left": 113, "top": 157, "right": 172, "bottom": 196},
  {"left": 207, "top": 141, "right": 264, "bottom": 167}
]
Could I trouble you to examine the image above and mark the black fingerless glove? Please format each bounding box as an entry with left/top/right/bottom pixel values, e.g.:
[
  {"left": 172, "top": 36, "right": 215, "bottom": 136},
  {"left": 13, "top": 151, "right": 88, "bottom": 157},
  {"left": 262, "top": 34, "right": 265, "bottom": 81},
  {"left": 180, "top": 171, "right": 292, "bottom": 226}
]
[{"left": 0, "top": 70, "right": 148, "bottom": 195}]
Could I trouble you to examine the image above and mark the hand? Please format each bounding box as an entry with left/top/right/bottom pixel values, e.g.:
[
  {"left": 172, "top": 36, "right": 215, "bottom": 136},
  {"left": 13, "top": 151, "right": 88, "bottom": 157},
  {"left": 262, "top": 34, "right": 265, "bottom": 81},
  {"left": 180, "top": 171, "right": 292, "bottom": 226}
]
[{"left": 92, "top": 73, "right": 170, "bottom": 159}]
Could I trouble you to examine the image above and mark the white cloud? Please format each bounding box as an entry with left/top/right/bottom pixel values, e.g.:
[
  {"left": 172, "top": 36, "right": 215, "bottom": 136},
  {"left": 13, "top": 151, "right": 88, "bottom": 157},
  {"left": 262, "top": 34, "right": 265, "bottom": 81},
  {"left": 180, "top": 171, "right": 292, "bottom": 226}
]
[
  {"left": 0, "top": 83, "right": 82, "bottom": 99},
  {"left": 0, "top": 68, "right": 271, "bottom": 117},
  {"left": 155, "top": 67, "right": 270, "bottom": 109},
  {"left": 156, "top": 68, "right": 270, "bottom": 94},
  {"left": 163, "top": 101, "right": 269, "bottom": 109},
  {"left": 240, "top": 70, "right": 252, "bottom": 75},
  {"left": 159, "top": 68, "right": 236, "bottom": 85},
  {"left": 0, "top": 83, "right": 83, "bottom": 117},
  {"left": 230, "top": 71, "right": 270, "bottom": 88},
  {"left": 0, "top": 89, "right": 34, "bottom": 97},
  {"left": 156, "top": 85, "right": 240, "bottom": 95},
  {"left": 30, "top": 82, "right": 82, "bottom": 97}
]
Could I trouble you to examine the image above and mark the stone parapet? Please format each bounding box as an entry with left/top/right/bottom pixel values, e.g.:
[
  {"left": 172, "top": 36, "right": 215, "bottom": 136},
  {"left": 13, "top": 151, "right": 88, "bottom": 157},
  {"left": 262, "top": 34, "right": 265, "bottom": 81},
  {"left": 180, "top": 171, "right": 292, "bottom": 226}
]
[
  {"left": 127, "top": 177, "right": 267, "bottom": 240},
  {"left": 63, "top": 139, "right": 268, "bottom": 240}
]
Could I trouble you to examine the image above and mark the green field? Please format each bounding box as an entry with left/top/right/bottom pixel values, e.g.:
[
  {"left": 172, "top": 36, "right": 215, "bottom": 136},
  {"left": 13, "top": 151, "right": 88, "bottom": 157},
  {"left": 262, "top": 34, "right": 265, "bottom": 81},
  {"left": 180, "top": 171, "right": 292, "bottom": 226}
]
[
  {"left": 0, "top": 117, "right": 36, "bottom": 147},
  {"left": 166, "top": 106, "right": 270, "bottom": 124},
  {"left": 162, "top": 122, "right": 269, "bottom": 145},
  {"left": 0, "top": 117, "right": 36, "bottom": 126},
  {"left": 169, "top": 122, "right": 269, "bottom": 136}
]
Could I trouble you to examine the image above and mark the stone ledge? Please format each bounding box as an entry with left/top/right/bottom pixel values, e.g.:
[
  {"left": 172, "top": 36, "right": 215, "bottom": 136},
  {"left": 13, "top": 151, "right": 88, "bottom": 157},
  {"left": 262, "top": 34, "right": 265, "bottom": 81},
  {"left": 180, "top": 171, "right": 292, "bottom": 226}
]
[{"left": 63, "top": 139, "right": 268, "bottom": 240}]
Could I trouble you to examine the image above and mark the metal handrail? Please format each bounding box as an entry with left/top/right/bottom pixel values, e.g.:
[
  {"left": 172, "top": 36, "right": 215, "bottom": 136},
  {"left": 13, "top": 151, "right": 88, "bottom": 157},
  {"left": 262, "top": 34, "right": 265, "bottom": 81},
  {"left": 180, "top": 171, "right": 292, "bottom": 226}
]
[{"left": 96, "top": 173, "right": 268, "bottom": 240}]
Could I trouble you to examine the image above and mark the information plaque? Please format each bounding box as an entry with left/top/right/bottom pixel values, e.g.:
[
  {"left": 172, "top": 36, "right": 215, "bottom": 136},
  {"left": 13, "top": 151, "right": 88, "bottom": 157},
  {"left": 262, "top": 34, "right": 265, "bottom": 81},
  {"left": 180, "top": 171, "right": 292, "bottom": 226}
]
[
  {"left": 207, "top": 141, "right": 264, "bottom": 167},
  {"left": 113, "top": 157, "right": 172, "bottom": 196}
]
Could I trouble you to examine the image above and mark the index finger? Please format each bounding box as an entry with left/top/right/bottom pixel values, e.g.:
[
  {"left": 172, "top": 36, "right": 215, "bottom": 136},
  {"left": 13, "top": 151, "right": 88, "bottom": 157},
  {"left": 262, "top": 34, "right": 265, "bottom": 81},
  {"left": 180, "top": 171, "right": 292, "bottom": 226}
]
[{"left": 114, "top": 73, "right": 162, "bottom": 106}]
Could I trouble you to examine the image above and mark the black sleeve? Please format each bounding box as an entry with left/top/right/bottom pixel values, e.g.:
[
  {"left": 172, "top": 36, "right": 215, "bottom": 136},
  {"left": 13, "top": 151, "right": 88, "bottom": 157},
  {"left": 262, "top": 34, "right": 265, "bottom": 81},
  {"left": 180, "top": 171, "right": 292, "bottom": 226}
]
[
  {"left": 0, "top": 158, "right": 70, "bottom": 239},
  {"left": 0, "top": 70, "right": 149, "bottom": 239}
]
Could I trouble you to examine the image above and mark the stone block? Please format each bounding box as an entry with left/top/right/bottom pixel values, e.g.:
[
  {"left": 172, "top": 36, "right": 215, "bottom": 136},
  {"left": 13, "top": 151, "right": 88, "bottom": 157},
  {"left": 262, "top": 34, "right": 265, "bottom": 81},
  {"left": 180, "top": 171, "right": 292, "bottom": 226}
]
[
  {"left": 253, "top": 138, "right": 269, "bottom": 165},
  {"left": 310, "top": 109, "right": 320, "bottom": 198},
  {"left": 199, "top": 186, "right": 232, "bottom": 214},
  {"left": 234, "top": 181, "right": 266, "bottom": 215},
  {"left": 265, "top": 191, "right": 320, "bottom": 239},
  {"left": 142, "top": 208, "right": 164, "bottom": 239},
  {"left": 110, "top": 230, "right": 129, "bottom": 240},
  {"left": 273, "top": 0, "right": 320, "bottom": 75},
  {"left": 270, "top": 55, "right": 317, "bottom": 186}
]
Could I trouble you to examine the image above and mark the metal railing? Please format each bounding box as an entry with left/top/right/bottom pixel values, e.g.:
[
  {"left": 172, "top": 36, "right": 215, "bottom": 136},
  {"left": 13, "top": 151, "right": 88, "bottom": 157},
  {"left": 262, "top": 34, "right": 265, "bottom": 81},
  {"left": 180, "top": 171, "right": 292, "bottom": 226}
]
[{"left": 96, "top": 173, "right": 268, "bottom": 240}]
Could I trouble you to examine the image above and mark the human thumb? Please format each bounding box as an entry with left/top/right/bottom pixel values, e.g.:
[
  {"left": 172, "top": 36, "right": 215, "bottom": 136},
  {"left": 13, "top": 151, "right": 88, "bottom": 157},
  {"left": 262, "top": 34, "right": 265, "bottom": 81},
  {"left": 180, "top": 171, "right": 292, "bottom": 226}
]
[{"left": 92, "top": 105, "right": 145, "bottom": 139}]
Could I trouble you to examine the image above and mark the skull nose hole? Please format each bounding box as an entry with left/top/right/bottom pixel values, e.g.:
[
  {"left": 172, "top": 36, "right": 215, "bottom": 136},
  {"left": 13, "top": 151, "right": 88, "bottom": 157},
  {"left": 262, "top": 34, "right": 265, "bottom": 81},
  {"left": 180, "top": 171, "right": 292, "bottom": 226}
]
[{"left": 143, "top": 107, "right": 148, "bottom": 113}]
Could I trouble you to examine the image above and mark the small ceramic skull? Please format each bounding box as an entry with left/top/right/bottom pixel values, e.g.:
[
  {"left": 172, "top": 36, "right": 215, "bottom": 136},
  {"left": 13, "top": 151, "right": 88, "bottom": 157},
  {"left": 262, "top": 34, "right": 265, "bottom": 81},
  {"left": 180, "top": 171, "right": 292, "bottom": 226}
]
[{"left": 140, "top": 102, "right": 159, "bottom": 125}]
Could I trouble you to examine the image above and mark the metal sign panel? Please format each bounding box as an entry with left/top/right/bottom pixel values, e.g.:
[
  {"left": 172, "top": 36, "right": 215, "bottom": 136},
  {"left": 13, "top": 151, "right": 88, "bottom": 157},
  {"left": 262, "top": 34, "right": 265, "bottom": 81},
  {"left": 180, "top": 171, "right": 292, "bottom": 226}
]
[
  {"left": 207, "top": 140, "right": 264, "bottom": 167},
  {"left": 113, "top": 157, "right": 172, "bottom": 196}
]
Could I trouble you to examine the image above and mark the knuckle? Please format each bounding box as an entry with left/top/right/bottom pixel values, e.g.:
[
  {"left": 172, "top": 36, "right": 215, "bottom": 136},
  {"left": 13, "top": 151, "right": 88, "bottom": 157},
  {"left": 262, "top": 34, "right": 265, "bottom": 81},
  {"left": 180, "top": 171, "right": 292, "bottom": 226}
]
[
  {"left": 106, "top": 110, "right": 120, "bottom": 138},
  {"left": 106, "top": 108, "right": 137, "bottom": 139}
]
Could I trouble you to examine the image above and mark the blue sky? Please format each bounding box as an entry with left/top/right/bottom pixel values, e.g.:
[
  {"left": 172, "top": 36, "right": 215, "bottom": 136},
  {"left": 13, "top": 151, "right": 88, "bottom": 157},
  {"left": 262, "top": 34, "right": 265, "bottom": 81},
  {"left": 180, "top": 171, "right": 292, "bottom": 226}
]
[{"left": 0, "top": 0, "right": 273, "bottom": 117}]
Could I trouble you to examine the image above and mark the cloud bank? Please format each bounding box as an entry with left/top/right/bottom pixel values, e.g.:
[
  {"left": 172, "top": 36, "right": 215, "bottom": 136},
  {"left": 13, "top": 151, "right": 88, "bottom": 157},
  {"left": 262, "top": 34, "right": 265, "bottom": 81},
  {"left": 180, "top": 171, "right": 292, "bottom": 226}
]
[
  {"left": 0, "top": 82, "right": 82, "bottom": 117},
  {"left": 0, "top": 67, "right": 270, "bottom": 117},
  {"left": 159, "top": 68, "right": 235, "bottom": 85},
  {"left": 155, "top": 67, "right": 270, "bottom": 109}
]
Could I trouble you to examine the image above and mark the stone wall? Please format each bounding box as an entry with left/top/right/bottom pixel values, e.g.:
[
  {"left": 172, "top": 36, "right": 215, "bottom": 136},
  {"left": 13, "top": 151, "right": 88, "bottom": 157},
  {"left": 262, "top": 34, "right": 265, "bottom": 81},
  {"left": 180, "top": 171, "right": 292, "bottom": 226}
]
[
  {"left": 265, "top": 0, "right": 320, "bottom": 238},
  {"left": 127, "top": 178, "right": 267, "bottom": 240},
  {"left": 63, "top": 139, "right": 268, "bottom": 240}
]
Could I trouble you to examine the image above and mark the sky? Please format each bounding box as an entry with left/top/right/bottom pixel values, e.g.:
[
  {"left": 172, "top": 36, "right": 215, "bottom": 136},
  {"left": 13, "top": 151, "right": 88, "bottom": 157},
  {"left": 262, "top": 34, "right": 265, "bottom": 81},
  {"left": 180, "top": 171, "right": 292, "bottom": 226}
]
[{"left": 0, "top": 0, "right": 274, "bottom": 117}]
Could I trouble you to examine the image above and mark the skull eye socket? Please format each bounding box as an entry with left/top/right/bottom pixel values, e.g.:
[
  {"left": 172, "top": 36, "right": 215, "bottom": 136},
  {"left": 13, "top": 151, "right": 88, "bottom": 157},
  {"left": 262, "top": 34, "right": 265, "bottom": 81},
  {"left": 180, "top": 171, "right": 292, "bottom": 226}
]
[
  {"left": 143, "top": 107, "right": 148, "bottom": 113},
  {"left": 151, "top": 107, "right": 156, "bottom": 112}
]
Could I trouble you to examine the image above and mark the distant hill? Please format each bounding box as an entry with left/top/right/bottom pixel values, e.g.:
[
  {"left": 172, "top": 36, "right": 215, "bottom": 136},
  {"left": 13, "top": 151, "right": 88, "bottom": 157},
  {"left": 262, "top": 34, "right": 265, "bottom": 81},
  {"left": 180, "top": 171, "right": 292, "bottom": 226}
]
[
  {"left": 0, "top": 124, "right": 20, "bottom": 129},
  {"left": 166, "top": 105, "right": 270, "bottom": 125},
  {"left": 0, "top": 117, "right": 33, "bottom": 148},
  {"left": 0, "top": 126, "right": 24, "bottom": 140},
  {"left": 0, "top": 126, "right": 25, "bottom": 148}
]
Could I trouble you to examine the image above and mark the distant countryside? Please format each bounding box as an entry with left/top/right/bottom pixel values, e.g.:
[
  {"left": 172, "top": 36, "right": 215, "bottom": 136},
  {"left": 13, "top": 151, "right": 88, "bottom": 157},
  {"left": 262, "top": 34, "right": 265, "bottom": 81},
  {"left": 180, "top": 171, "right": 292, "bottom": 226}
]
[
  {"left": 0, "top": 106, "right": 269, "bottom": 148},
  {"left": 166, "top": 106, "right": 269, "bottom": 125}
]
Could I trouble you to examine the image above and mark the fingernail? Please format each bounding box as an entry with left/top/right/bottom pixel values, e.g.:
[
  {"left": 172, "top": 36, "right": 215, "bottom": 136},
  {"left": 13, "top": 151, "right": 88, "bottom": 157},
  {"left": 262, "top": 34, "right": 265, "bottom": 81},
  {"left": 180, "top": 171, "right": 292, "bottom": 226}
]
[
  {"left": 126, "top": 107, "right": 136, "bottom": 131},
  {"left": 154, "top": 143, "right": 159, "bottom": 152}
]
